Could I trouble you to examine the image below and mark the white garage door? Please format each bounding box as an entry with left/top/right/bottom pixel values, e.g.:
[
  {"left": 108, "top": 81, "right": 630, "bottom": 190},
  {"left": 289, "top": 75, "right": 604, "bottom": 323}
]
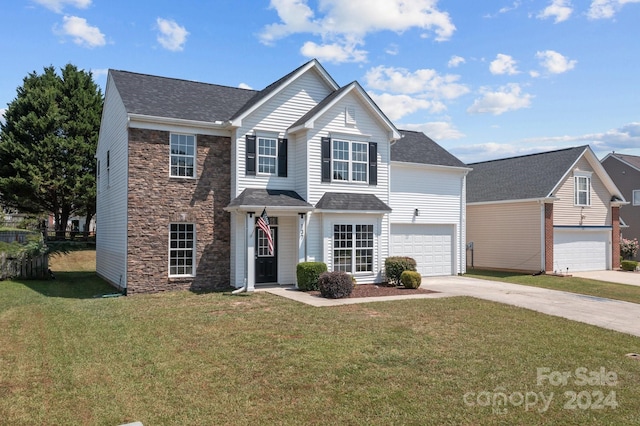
[
  {"left": 391, "top": 224, "right": 454, "bottom": 276},
  {"left": 554, "top": 229, "right": 610, "bottom": 273}
]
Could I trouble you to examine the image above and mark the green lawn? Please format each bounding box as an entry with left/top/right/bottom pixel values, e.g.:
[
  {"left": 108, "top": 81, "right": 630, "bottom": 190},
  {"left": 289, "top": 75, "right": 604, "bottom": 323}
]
[
  {"left": 1, "top": 251, "right": 639, "bottom": 425},
  {"left": 465, "top": 269, "right": 640, "bottom": 305}
]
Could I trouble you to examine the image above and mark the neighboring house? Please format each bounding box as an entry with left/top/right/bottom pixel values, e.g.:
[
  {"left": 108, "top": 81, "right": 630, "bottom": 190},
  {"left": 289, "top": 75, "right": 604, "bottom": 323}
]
[
  {"left": 601, "top": 152, "right": 640, "bottom": 261},
  {"left": 466, "top": 146, "right": 625, "bottom": 274},
  {"left": 96, "top": 59, "right": 469, "bottom": 294}
]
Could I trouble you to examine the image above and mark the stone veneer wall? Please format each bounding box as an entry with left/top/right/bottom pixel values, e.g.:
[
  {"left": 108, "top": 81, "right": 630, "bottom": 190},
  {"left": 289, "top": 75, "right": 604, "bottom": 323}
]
[{"left": 127, "top": 128, "right": 231, "bottom": 293}]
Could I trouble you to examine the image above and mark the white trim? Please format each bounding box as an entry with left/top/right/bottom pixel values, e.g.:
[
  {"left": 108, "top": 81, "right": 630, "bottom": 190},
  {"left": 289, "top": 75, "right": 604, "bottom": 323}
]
[
  {"left": 633, "top": 189, "right": 640, "bottom": 206},
  {"left": 315, "top": 209, "right": 390, "bottom": 214},
  {"left": 468, "top": 197, "right": 557, "bottom": 206},
  {"left": 602, "top": 153, "right": 640, "bottom": 173},
  {"left": 169, "top": 133, "right": 197, "bottom": 179},
  {"left": 573, "top": 174, "right": 591, "bottom": 206},
  {"left": 128, "top": 113, "right": 228, "bottom": 130},
  {"left": 391, "top": 160, "right": 472, "bottom": 173},
  {"left": 168, "top": 222, "right": 196, "bottom": 278}
]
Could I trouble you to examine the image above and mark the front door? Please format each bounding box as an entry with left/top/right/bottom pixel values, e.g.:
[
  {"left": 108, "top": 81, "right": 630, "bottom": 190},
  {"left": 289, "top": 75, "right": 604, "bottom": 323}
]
[{"left": 255, "top": 227, "right": 277, "bottom": 283}]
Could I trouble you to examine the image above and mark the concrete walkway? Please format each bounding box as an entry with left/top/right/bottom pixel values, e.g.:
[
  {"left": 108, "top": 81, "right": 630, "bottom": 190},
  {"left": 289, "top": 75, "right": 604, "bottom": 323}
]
[
  {"left": 570, "top": 270, "right": 640, "bottom": 287},
  {"left": 261, "top": 276, "right": 640, "bottom": 338}
]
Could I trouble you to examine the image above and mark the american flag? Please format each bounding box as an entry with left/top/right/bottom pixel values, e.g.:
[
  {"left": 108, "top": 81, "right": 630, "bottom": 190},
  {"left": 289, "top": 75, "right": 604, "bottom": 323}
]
[{"left": 257, "top": 208, "right": 274, "bottom": 255}]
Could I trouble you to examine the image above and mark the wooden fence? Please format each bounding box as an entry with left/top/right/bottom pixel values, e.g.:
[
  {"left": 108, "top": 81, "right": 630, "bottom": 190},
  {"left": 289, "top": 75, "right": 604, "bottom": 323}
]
[{"left": 0, "top": 252, "right": 49, "bottom": 280}]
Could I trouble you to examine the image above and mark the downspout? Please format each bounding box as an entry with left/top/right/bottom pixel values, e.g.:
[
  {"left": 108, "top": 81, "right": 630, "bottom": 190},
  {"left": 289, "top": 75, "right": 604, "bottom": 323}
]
[{"left": 232, "top": 212, "right": 250, "bottom": 295}]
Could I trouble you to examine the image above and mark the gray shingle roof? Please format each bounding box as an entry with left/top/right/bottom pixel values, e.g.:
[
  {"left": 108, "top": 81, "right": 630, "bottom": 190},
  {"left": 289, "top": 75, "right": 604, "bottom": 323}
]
[
  {"left": 610, "top": 153, "right": 640, "bottom": 171},
  {"left": 467, "top": 146, "right": 588, "bottom": 203},
  {"left": 315, "top": 192, "right": 391, "bottom": 211},
  {"left": 227, "top": 189, "right": 312, "bottom": 209},
  {"left": 392, "top": 130, "right": 467, "bottom": 168},
  {"left": 109, "top": 70, "right": 257, "bottom": 122}
]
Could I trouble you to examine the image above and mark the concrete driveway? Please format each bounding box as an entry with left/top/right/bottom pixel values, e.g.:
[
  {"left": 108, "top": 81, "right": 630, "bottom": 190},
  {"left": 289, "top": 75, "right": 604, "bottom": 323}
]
[{"left": 570, "top": 270, "right": 640, "bottom": 287}]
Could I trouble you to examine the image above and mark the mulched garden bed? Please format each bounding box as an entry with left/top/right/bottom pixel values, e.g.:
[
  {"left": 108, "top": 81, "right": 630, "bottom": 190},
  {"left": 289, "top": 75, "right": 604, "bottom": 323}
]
[{"left": 309, "top": 284, "right": 437, "bottom": 298}]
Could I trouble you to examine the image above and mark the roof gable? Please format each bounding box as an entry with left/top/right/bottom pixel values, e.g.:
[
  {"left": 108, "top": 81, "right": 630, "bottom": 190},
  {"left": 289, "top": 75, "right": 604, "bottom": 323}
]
[
  {"left": 229, "top": 59, "right": 339, "bottom": 127},
  {"left": 392, "top": 130, "right": 467, "bottom": 168},
  {"left": 602, "top": 152, "right": 640, "bottom": 173},
  {"left": 288, "top": 81, "right": 401, "bottom": 139},
  {"left": 109, "top": 70, "right": 256, "bottom": 123}
]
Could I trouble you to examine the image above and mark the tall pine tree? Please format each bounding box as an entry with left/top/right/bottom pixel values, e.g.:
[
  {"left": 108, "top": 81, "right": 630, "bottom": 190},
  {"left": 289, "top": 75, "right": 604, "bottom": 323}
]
[{"left": 0, "top": 64, "right": 103, "bottom": 238}]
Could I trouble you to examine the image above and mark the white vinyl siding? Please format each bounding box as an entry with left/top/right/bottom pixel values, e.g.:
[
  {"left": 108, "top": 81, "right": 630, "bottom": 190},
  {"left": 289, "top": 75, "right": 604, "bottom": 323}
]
[
  {"left": 277, "top": 216, "right": 297, "bottom": 284},
  {"left": 390, "top": 163, "right": 467, "bottom": 275},
  {"left": 467, "top": 201, "right": 543, "bottom": 272},
  {"left": 554, "top": 157, "right": 611, "bottom": 226},
  {"left": 95, "top": 73, "right": 130, "bottom": 289}
]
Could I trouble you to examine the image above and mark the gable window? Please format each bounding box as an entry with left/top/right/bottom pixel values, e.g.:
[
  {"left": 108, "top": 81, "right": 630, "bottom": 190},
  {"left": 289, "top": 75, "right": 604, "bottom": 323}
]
[
  {"left": 333, "top": 224, "right": 374, "bottom": 273},
  {"left": 633, "top": 190, "right": 640, "bottom": 206},
  {"left": 574, "top": 173, "right": 591, "bottom": 206},
  {"left": 246, "top": 135, "right": 287, "bottom": 177},
  {"left": 322, "top": 137, "right": 377, "bottom": 185},
  {"left": 170, "top": 133, "right": 196, "bottom": 178},
  {"left": 332, "top": 139, "right": 368, "bottom": 182},
  {"left": 258, "top": 137, "right": 277, "bottom": 174},
  {"left": 169, "top": 223, "right": 195, "bottom": 276}
]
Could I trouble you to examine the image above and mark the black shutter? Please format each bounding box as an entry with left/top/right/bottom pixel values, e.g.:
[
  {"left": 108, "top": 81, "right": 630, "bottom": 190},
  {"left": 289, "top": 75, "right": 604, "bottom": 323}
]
[
  {"left": 246, "top": 135, "right": 256, "bottom": 176},
  {"left": 321, "top": 137, "right": 331, "bottom": 182},
  {"left": 368, "top": 142, "right": 377, "bottom": 186},
  {"left": 278, "top": 138, "right": 288, "bottom": 177}
]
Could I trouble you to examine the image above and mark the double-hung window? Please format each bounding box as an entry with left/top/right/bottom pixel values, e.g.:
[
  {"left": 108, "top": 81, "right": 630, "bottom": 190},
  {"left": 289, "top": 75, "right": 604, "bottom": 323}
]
[
  {"left": 170, "top": 134, "right": 196, "bottom": 178},
  {"left": 169, "top": 223, "right": 195, "bottom": 276},
  {"left": 633, "top": 190, "right": 640, "bottom": 206},
  {"left": 333, "top": 224, "right": 374, "bottom": 273},
  {"left": 574, "top": 173, "right": 591, "bottom": 206},
  {"left": 332, "top": 139, "right": 368, "bottom": 182},
  {"left": 258, "top": 137, "right": 277, "bottom": 174}
]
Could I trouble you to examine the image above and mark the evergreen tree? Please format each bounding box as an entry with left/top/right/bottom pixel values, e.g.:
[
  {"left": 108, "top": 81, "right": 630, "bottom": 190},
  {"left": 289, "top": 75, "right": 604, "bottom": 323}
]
[{"left": 0, "top": 64, "right": 103, "bottom": 238}]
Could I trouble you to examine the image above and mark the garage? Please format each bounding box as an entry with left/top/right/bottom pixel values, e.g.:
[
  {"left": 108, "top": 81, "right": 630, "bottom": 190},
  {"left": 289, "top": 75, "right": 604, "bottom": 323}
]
[
  {"left": 553, "top": 228, "right": 610, "bottom": 273},
  {"left": 391, "top": 224, "right": 454, "bottom": 276}
]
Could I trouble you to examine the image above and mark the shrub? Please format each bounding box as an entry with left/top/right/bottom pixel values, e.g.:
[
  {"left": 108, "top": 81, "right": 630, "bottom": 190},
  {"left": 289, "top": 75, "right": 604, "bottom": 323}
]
[
  {"left": 318, "top": 271, "right": 353, "bottom": 299},
  {"left": 400, "top": 270, "right": 422, "bottom": 289},
  {"left": 385, "top": 256, "right": 417, "bottom": 286},
  {"left": 296, "top": 262, "right": 327, "bottom": 291},
  {"left": 621, "top": 260, "right": 638, "bottom": 272},
  {"left": 621, "top": 238, "right": 639, "bottom": 260}
]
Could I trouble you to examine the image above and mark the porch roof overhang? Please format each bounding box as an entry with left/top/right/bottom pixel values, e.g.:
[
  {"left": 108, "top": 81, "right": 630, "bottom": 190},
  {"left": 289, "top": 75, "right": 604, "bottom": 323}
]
[
  {"left": 315, "top": 192, "right": 392, "bottom": 213},
  {"left": 225, "top": 188, "right": 314, "bottom": 213}
]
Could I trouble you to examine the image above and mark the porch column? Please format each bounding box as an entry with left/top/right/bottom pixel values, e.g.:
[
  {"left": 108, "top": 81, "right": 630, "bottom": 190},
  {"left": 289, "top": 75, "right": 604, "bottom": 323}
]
[
  {"left": 246, "top": 212, "right": 256, "bottom": 291},
  {"left": 612, "top": 206, "right": 620, "bottom": 270}
]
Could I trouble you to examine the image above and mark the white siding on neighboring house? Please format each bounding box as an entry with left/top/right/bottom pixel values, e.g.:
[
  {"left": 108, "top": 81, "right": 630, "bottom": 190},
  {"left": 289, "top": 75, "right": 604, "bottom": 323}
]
[
  {"left": 95, "top": 74, "right": 130, "bottom": 289},
  {"left": 467, "top": 201, "right": 543, "bottom": 272},
  {"left": 553, "top": 157, "right": 612, "bottom": 226},
  {"left": 277, "top": 216, "right": 297, "bottom": 284},
  {"left": 390, "top": 163, "right": 467, "bottom": 275}
]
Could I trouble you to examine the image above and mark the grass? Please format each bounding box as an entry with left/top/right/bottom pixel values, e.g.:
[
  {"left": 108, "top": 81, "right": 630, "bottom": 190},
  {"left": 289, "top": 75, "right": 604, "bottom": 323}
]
[
  {"left": 0, "top": 251, "right": 639, "bottom": 425},
  {"left": 465, "top": 269, "right": 640, "bottom": 305}
]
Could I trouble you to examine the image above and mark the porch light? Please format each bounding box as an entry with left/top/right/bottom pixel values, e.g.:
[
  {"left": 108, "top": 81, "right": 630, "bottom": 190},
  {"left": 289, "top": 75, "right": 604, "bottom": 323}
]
[{"left": 414, "top": 208, "right": 419, "bottom": 216}]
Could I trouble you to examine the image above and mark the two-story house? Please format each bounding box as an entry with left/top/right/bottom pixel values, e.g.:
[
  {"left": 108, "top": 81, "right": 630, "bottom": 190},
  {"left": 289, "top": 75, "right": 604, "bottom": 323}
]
[
  {"left": 96, "top": 60, "right": 469, "bottom": 294},
  {"left": 601, "top": 152, "right": 640, "bottom": 261},
  {"left": 466, "top": 146, "right": 625, "bottom": 274}
]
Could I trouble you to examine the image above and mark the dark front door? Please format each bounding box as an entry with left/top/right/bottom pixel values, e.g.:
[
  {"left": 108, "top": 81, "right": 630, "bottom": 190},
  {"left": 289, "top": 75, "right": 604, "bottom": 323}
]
[{"left": 255, "top": 227, "right": 277, "bottom": 283}]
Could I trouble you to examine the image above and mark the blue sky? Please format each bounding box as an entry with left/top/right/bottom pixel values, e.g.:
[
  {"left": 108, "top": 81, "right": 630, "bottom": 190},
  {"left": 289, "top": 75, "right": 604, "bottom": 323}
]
[{"left": 1, "top": 0, "right": 639, "bottom": 163}]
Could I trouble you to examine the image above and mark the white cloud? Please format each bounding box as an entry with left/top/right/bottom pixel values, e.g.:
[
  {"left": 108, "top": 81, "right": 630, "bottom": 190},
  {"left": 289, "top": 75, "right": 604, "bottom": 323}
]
[
  {"left": 260, "top": 0, "right": 455, "bottom": 63},
  {"left": 385, "top": 43, "right": 399, "bottom": 56},
  {"left": 90, "top": 68, "right": 108, "bottom": 78},
  {"left": 538, "top": 0, "right": 573, "bottom": 23},
  {"left": 300, "top": 40, "right": 367, "bottom": 63},
  {"left": 238, "top": 83, "right": 252, "bottom": 90},
  {"left": 523, "top": 122, "right": 640, "bottom": 152},
  {"left": 529, "top": 70, "right": 541, "bottom": 78},
  {"left": 364, "top": 65, "right": 469, "bottom": 99},
  {"left": 368, "top": 92, "right": 442, "bottom": 121},
  {"left": 587, "top": 0, "right": 640, "bottom": 19},
  {"left": 484, "top": 1, "right": 522, "bottom": 18},
  {"left": 156, "top": 18, "right": 189, "bottom": 52},
  {"left": 536, "top": 50, "right": 577, "bottom": 74},
  {"left": 448, "top": 55, "right": 465, "bottom": 68},
  {"left": 0, "top": 108, "right": 6, "bottom": 126},
  {"left": 55, "top": 15, "right": 105, "bottom": 48},
  {"left": 451, "top": 142, "right": 548, "bottom": 163},
  {"left": 467, "top": 83, "right": 533, "bottom": 115},
  {"left": 401, "top": 121, "right": 465, "bottom": 140},
  {"left": 33, "top": 0, "right": 91, "bottom": 13},
  {"left": 489, "top": 54, "right": 519, "bottom": 75}
]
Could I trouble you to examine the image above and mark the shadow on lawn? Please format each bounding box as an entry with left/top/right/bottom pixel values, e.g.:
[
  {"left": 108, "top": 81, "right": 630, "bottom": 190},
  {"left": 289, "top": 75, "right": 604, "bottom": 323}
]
[{"left": 14, "top": 271, "right": 118, "bottom": 299}]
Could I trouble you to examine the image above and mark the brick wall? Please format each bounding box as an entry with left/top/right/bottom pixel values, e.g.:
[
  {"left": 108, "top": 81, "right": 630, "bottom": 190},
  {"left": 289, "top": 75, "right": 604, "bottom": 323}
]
[
  {"left": 544, "top": 203, "right": 554, "bottom": 273},
  {"left": 612, "top": 206, "right": 620, "bottom": 270},
  {"left": 127, "top": 128, "right": 231, "bottom": 294}
]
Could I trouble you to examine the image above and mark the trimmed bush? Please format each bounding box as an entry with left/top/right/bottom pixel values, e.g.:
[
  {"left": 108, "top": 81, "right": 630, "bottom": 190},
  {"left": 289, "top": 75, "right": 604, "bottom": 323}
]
[
  {"left": 385, "top": 256, "right": 417, "bottom": 286},
  {"left": 400, "top": 270, "right": 422, "bottom": 289},
  {"left": 318, "top": 271, "right": 353, "bottom": 299},
  {"left": 621, "top": 260, "right": 638, "bottom": 272},
  {"left": 296, "top": 262, "right": 327, "bottom": 291}
]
